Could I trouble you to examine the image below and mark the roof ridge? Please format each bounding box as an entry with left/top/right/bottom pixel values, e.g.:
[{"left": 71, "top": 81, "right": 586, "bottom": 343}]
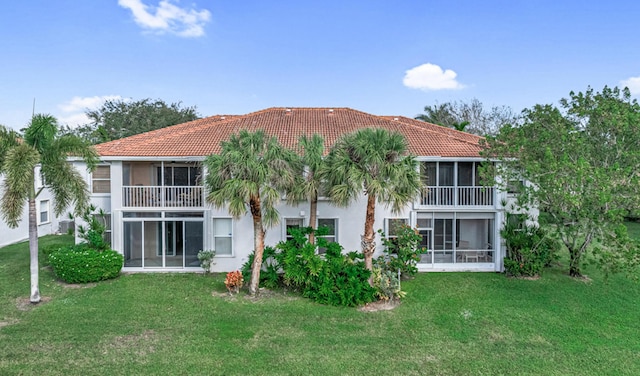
[{"left": 384, "top": 116, "right": 486, "bottom": 149}]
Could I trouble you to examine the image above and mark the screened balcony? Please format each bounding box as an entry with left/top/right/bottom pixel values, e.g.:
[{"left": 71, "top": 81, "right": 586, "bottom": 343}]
[
  {"left": 417, "top": 161, "right": 496, "bottom": 208},
  {"left": 121, "top": 161, "right": 204, "bottom": 209}
]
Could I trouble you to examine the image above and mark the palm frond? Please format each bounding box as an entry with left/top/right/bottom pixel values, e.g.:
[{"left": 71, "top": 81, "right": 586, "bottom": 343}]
[{"left": 0, "top": 144, "right": 39, "bottom": 226}]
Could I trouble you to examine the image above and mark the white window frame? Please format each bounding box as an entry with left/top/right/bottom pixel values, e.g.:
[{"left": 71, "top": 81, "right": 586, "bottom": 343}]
[
  {"left": 316, "top": 217, "right": 338, "bottom": 254},
  {"left": 384, "top": 218, "right": 409, "bottom": 252},
  {"left": 92, "top": 165, "right": 111, "bottom": 194},
  {"left": 38, "top": 200, "right": 50, "bottom": 224},
  {"left": 212, "top": 217, "right": 233, "bottom": 257},
  {"left": 283, "top": 218, "right": 304, "bottom": 241}
]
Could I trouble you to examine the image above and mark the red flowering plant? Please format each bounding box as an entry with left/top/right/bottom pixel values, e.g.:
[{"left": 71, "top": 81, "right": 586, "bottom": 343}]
[{"left": 224, "top": 270, "right": 244, "bottom": 294}]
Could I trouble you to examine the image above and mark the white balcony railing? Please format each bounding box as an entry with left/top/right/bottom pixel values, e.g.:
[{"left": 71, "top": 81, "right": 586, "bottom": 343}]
[
  {"left": 123, "top": 186, "right": 204, "bottom": 208},
  {"left": 419, "top": 186, "right": 494, "bottom": 207}
]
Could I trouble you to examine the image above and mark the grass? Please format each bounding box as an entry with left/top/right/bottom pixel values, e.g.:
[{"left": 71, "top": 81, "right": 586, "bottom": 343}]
[
  {"left": 625, "top": 220, "right": 640, "bottom": 239},
  {"left": 1, "top": 232, "right": 639, "bottom": 375}
]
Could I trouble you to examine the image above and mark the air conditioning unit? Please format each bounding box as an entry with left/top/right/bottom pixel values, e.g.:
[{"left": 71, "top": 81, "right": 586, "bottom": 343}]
[{"left": 58, "top": 220, "right": 75, "bottom": 234}]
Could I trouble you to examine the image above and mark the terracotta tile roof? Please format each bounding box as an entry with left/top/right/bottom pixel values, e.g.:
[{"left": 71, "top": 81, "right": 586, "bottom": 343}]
[{"left": 94, "top": 107, "right": 484, "bottom": 158}]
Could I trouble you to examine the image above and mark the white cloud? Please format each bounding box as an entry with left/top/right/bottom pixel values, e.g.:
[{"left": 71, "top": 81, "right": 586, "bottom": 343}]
[
  {"left": 58, "top": 95, "right": 125, "bottom": 128},
  {"left": 403, "top": 63, "right": 465, "bottom": 91},
  {"left": 620, "top": 76, "right": 640, "bottom": 95},
  {"left": 118, "top": 0, "right": 211, "bottom": 37}
]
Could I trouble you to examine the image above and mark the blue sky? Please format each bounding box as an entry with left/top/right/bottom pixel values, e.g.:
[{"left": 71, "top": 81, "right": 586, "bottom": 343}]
[{"left": 1, "top": 0, "right": 638, "bottom": 130}]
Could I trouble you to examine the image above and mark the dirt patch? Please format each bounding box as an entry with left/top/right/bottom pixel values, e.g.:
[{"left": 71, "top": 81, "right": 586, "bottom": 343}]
[
  {"left": 358, "top": 299, "right": 401, "bottom": 312},
  {"left": 101, "top": 330, "right": 159, "bottom": 357},
  {"left": 15, "top": 296, "right": 52, "bottom": 311},
  {"left": 0, "top": 318, "right": 19, "bottom": 328},
  {"left": 573, "top": 274, "right": 592, "bottom": 283},
  {"left": 59, "top": 282, "right": 97, "bottom": 289},
  {"left": 516, "top": 275, "right": 541, "bottom": 281}
]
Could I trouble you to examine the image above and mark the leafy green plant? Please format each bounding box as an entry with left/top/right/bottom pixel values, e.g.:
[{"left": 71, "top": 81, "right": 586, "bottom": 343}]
[
  {"left": 372, "top": 267, "right": 406, "bottom": 301},
  {"left": 48, "top": 244, "right": 123, "bottom": 283},
  {"left": 197, "top": 250, "right": 216, "bottom": 273},
  {"left": 377, "top": 225, "right": 422, "bottom": 279},
  {"left": 241, "top": 226, "right": 376, "bottom": 306},
  {"left": 502, "top": 213, "right": 558, "bottom": 277},
  {"left": 241, "top": 245, "right": 281, "bottom": 289},
  {"left": 77, "top": 205, "right": 110, "bottom": 252},
  {"left": 40, "top": 244, "right": 65, "bottom": 265}
]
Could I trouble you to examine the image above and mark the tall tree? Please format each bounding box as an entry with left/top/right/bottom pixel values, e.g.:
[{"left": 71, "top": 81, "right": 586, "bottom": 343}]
[
  {"left": 416, "top": 98, "right": 519, "bottom": 136},
  {"left": 324, "top": 128, "right": 421, "bottom": 273},
  {"left": 204, "top": 130, "right": 300, "bottom": 295},
  {"left": 0, "top": 115, "right": 98, "bottom": 302},
  {"left": 66, "top": 98, "right": 199, "bottom": 143},
  {"left": 287, "top": 134, "right": 326, "bottom": 245},
  {"left": 484, "top": 86, "right": 640, "bottom": 277}
]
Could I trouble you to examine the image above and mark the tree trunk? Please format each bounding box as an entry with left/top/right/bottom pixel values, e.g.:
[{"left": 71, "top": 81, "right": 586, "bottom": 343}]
[
  {"left": 568, "top": 248, "right": 582, "bottom": 277},
  {"left": 308, "top": 192, "right": 318, "bottom": 245},
  {"left": 362, "top": 194, "right": 377, "bottom": 276},
  {"left": 28, "top": 198, "right": 41, "bottom": 304},
  {"left": 249, "top": 196, "right": 265, "bottom": 296}
]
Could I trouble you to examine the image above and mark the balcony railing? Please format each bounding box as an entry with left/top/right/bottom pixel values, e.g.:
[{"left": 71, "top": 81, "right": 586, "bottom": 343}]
[
  {"left": 419, "top": 186, "right": 494, "bottom": 207},
  {"left": 123, "top": 186, "right": 204, "bottom": 208}
]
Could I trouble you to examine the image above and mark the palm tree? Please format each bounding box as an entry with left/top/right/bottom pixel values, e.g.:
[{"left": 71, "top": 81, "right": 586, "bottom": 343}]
[
  {"left": 452, "top": 121, "right": 470, "bottom": 132},
  {"left": 287, "top": 134, "right": 326, "bottom": 245},
  {"left": 324, "top": 128, "right": 421, "bottom": 273},
  {"left": 204, "top": 130, "right": 300, "bottom": 295},
  {"left": 0, "top": 115, "right": 98, "bottom": 303}
]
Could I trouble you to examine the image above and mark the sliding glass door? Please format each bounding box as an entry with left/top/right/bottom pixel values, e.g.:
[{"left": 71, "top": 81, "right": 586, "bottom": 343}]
[{"left": 123, "top": 212, "right": 203, "bottom": 268}]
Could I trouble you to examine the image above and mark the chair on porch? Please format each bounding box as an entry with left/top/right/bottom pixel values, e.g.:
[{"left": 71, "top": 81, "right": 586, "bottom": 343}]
[{"left": 458, "top": 240, "right": 480, "bottom": 263}]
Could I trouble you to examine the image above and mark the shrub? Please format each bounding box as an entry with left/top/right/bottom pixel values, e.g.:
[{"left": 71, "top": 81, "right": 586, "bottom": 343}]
[
  {"left": 372, "top": 267, "right": 406, "bottom": 301},
  {"left": 77, "top": 205, "right": 110, "bottom": 252},
  {"left": 241, "top": 227, "right": 376, "bottom": 306},
  {"left": 241, "top": 245, "right": 281, "bottom": 289},
  {"left": 197, "top": 250, "right": 216, "bottom": 273},
  {"left": 224, "top": 270, "right": 244, "bottom": 293},
  {"left": 502, "top": 214, "right": 558, "bottom": 277},
  {"left": 41, "top": 244, "right": 65, "bottom": 265},
  {"left": 49, "top": 244, "right": 123, "bottom": 284},
  {"left": 377, "top": 225, "right": 422, "bottom": 279}
]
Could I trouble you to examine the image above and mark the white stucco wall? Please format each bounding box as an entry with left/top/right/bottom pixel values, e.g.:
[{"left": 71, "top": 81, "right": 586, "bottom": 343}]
[{"left": 0, "top": 174, "right": 60, "bottom": 248}]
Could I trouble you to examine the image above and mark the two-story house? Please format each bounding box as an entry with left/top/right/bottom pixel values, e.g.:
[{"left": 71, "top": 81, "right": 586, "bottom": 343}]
[{"left": 71, "top": 107, "right": 507, "bottom": 273}]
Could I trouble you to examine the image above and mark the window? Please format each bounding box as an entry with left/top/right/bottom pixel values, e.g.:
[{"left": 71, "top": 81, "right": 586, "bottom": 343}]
[
  {"left": 284, "top": 218, "right": 304, "bottom": 241},
  {"left": 92, "top": 165, "right": 111, "bottom": 193},
  {"left": 385, "top": 218, "right": 409, "bottom": 252},
  {"left": 213, "top": 218, "right": 233, "bottom": 256},
  {"left": 94, "top": 213, "right": 112, "bottom": 245},
  {"left": 39, "top": 200, "right": 50, "bottom": 224},
  {"left": 317, "top": 218, "right": 337, "bottom": 254},
  {"left": 158, "top": 165, "right": 201, "bottom": 186}
]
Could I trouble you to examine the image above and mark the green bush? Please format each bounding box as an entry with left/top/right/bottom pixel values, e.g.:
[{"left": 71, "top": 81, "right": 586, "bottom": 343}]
[
  {"left": 49, "top": 245, "right": 124, "bottom": 284},
  {"left": 372, "top": 266, "right": 405, "bottom": 301},
  {"left": 40, "top": 244, "right": 66, "bottom": 265},
  {"left": 377, "top": 225, "right": 422, "bottom": 279},
  {"left": 241, "top": 227, "right": 376, "bottom": 306},
  {"left": 77, "top": 205, "right": 110, "bottom": 252},
  {"left": 502, "top": 214, "right": 558, "bottom": 277},
  {"left": 197, "top": 250, "right": 216, "bottom": 273},
  {"left": 241, "top": 245, "right": 281, "bottom": 289}
]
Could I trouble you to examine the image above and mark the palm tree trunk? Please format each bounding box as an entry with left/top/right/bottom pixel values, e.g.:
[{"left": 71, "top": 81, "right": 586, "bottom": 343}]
[
  {"left": 249, "top": 196, "right": 265, "bottom": 296},
  {"left": 308, "top": 192, "right": 318, "bottom": 245},
  {"left": 28, "top": 198, "right": 41, "bottom": 303},
  {"left": 362, "top": 194, "right": 376, "bottom": 273}
]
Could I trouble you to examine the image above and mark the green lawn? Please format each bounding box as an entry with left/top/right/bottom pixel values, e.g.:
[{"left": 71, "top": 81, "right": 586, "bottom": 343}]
[
  {"left": 1, "top": 233, "right": 639, "bottom": 375},
  {"left": 626, "top": 220, "right": 640, "bottom": 240}
]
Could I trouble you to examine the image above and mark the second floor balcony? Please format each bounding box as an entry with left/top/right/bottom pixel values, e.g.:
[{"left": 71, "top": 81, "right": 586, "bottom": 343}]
[
  {"left": 419, "top": 186, "right": 495, "bottom": 208},
  {"left": 123, "top": 186, "right": 204, "bottom": 208}
]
